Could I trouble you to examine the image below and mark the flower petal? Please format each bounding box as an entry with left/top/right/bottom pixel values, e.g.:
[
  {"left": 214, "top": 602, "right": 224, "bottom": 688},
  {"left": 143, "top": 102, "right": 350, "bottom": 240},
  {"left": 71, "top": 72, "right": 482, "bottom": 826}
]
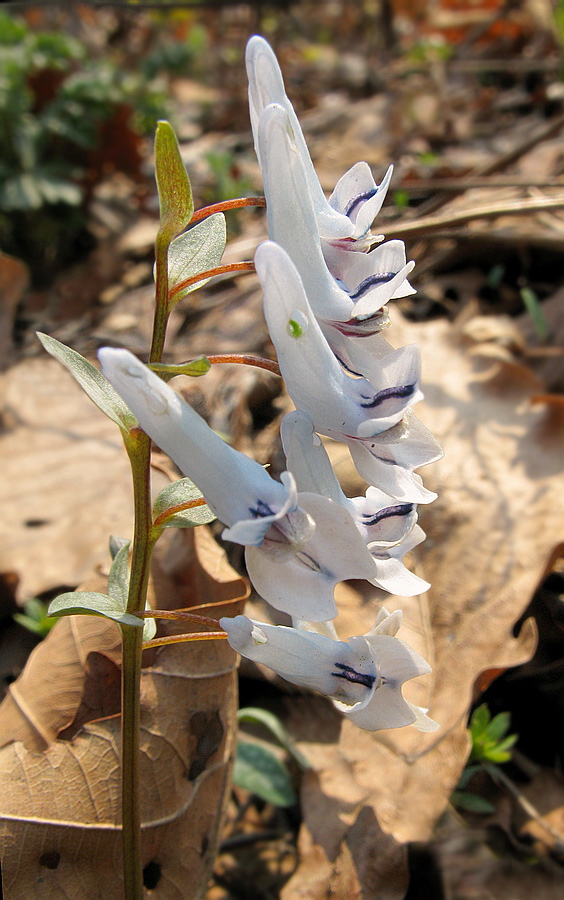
[
  {"left": 369, "top": 556, "right": 430, "bottom": 596},
  {"left": 280, "top": 410, "right": 346, "bottom": 503},
  {"left": 246, "top": 492, "right": 380, "bottom": 621},
  {"left": 98, "top": 347, "right": 291, "bottom": 532},
  {"left": 256, "top": 240, "right": 420, "bottom": 439},
  {"left": 246, "top": 35, "right": 354, "bottom": 243},
  {"left": 345, "top": 632, "right": 433, "bottom": 730},
  {"left": 257, "top": 102, "right": 352, "bottom": 322},
  {"left": 328, "top": 161, "right": 393, "bottom": 240}
]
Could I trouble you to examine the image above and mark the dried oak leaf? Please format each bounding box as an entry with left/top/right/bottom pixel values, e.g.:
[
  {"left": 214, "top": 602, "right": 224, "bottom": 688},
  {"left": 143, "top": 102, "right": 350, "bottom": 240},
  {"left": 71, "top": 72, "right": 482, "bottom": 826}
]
[
  {"left": 0, "top": 526, "right": 248, "bottom": 900},
  {"left": 282, "top": 311, "right": 563, "bottom": 900},
  {"left": 0, "top": 357, "right": 137, "bottom": 599}
]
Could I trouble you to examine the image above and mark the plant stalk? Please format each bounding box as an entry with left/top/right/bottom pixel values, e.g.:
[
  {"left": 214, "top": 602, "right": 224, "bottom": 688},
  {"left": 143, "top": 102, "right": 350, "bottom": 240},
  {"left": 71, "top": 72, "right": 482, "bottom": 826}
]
[
  {"left": 121, "top": 624, "right": 144, "bottom": 900},
  {"left": 120, "top": 407, "right": 159, "bottom": 899}
]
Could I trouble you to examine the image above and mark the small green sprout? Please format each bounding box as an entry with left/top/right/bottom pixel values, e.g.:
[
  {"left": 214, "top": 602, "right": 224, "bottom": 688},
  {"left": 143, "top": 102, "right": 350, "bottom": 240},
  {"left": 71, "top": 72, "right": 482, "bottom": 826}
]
[
  {"left": 14, "top": 598, "right": 57, "bottom": 638},
  {"left": 451, "top": 704, "right": 518, "bottom": 814}
]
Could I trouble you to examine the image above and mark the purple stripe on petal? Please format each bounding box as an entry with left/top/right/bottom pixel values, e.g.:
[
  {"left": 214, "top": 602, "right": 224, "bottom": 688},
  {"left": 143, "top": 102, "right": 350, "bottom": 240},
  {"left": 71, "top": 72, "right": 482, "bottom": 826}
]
[
  {"left": 332, "top": 663, "right": 376, "bottom": 689},
  {"left": 360, "top": 384, "right": 416, "bottom": 409},
  {"left": 361, "top": 504, "right": 414, "bottom": 526},
  {"left": 344, "top": 188, "right": 378, "bottom": 218},
  {"left": 249, "top": 499, "right": 275, "bottom": 518},
  {"left": 349, "top": 271, "right": 396, "bottom": 301}
]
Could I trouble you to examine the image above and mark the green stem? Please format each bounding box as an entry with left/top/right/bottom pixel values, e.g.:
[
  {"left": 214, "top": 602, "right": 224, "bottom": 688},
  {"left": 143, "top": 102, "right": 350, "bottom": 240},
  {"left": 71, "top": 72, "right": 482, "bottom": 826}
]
[
  {"left": 121, "top": 625, "right": 144, "bottom": 900},
  {"left": 120, "top": 419, "right": 158, "bottom": 899}
]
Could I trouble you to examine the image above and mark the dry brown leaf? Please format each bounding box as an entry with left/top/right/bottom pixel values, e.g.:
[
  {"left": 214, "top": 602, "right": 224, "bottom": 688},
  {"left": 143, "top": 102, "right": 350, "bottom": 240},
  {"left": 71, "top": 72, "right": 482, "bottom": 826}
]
[
  {"left": 0, "top": 525, "right": 248, "bottom": 899},
  {"left": 0, "top": 357, "right": 140, "bottom": 599},
  {"left": 282, "top": 310, "right": 563, "bottom": 900},
  {"left": 0, "top": 616, "right": 121, "bottom": 751}
]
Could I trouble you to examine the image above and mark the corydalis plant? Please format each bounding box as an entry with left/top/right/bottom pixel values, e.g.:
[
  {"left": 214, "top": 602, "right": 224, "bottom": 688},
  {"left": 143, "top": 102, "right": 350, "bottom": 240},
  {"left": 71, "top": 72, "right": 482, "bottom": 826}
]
[{"left": 98, "top": 36, "right": 441, "bottom": 735}]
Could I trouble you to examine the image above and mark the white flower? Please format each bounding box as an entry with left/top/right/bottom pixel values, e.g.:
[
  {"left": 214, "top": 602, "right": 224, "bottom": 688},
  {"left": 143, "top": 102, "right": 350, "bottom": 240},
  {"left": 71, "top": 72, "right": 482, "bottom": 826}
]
[
  {"left": 98, "top": 347, "right": 379, "bottom": 621},
  {"left": 247, "top": 35, "right": 394, "bottom": 254},
  {"left": 220, "top": 608, "right": 438, "bottom": 732},
  {"left": 281, "top": 409, "right": 430, "bottom": 596},
  {"left": 256, "top": 101, "right": 414, "bottom": 338},
  {"left": 254, "top": 241, "right": 442, "bottom": 502}
]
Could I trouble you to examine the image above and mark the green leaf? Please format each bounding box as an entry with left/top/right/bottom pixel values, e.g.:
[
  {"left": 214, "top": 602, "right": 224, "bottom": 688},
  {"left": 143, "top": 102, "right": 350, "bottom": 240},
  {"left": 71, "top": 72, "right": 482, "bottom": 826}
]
[
  {"left": 153, "top": 478, "right": 216, "bottom": 529},
  {"left": 456, "top": 764, "right": 482, "bottom": 790},
  {"left": 495, "top": 734, "right": 518, "bottom": 754},
  {"left": 233, "top": 741, "right": 297, "bottom": 807},
  {"left": 148, "top": 356, "right": 212, "bottom": 382},
  {"left": 469, "top": 704, "right": 490, "bottom": 738},
  {"left": 485, "top": 711, "right": 511, "bottom": 743},
  {"left": 238, "top": 707, "right": 311, "bottom": 770},
  {"left": 107, "top": 542, "right": 131, "bottom": 608},
  {"left": 451, "top": 791, "right": 495, "bottom": 815},
  {"left": 155, "top": 120, "right": 193, "bottom": 244},
  {"left": 520, "top": 286, "right": 548, "bottom": 341},
  {"left": 109, "top": 534, "right": 130, "bottom": 560},
  {"left": 0, "top": 173, "right": 43, "bottom": 210},
  {"left": 13, "top": 598, "right": 57, "bottom": 638},
  {"left": 142, "top": 611, "right": 157, "bottom": 642},
  {"left": 484, "top": 739, "right": 516, "bottom": 764},
  {"left": 35, "top": 174, "right": 82, "bottom": 207},
  {"left": 48, "top": 591, "right": 143, "bottom": 627},
  {"left": 37, "top": 333, "right": 137, "bottom": 432},
  {"left": 167, "top": 213, "right": 226, "bottom": 304}
]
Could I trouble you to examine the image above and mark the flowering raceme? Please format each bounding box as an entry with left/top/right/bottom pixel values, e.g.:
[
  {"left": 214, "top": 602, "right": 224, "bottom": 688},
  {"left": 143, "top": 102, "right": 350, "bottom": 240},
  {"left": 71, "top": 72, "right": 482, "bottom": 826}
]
[{"left": 99, "top": 35, "right": 442, "bottom": 733}]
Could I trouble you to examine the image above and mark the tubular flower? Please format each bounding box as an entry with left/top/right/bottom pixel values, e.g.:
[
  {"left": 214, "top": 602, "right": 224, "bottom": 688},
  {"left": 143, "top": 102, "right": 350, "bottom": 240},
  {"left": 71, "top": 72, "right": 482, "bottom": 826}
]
[
  {"left": 255, "top": 240, "right": 442, "bottom": 502},
  {"left": 257, "top": 101, "right": 415, "bottom": 338},
  {"left": 220, "top": 608, "right": 438, "bottom": 732},
  {"left": 98, "top": 347, "right": 379, "bottom": 622},
  {"left": 247, "top": 35, "right": 394, "bottom": 256},
  {"left": 281, "top": 410, "right": 430, "bottom": 596}
]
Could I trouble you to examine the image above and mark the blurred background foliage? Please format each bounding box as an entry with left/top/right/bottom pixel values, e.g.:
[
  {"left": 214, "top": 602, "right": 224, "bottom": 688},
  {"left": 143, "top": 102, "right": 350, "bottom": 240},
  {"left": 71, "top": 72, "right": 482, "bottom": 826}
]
[{"left": 1, "top": 1, "right": 563, "bottom": 289}]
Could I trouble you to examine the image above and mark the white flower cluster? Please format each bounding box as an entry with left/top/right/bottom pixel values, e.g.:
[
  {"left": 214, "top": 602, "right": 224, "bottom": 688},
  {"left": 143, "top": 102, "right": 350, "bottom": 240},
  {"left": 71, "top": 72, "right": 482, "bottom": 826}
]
[{"left": 99, "top": 37, "right": 442, "bottom": 733}]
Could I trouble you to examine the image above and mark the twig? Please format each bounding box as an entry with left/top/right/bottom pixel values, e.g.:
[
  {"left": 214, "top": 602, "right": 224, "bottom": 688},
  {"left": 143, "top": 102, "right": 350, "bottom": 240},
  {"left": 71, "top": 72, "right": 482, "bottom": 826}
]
[
  {"left": 485, "top": 762, "right": 564, "bottom": 851},
  {"left": 383, "top": 196, "right": 564, "bottom": 242},
  {"left": 396, "top": 178, "right": 564, "bottom": 194},
  {"left": 412, "top": 112, "right": 564, "bottom": 218}
]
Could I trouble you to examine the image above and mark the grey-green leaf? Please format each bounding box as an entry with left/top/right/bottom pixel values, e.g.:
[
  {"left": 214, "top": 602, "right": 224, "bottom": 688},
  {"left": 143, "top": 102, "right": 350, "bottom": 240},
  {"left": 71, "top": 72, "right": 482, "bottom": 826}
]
[
  {"left": 451, "top": 791, "right": 495, "bottom": 815},
  {"left": 238, "top": 707, "right": 311, "bottom": 770},
  {"left": 109, "top": 535, "right": 130, "bottom": 560},
  {"left": 37, "top": 333, "right": 137, "bottom": 432},
  {"left": 48, "top": 591, "right": 143, "bottom": 627},
  {"left": 233, "top": 741, "right": 297, "bottom": 808},
  {"left": 167, "top": 213, "right": 226, "bottom": 304},
  {"left": 143, "top": 611, "right": 157, "bottom": 642},
  {"left": 107, "top": 542, "right": 131, "bottom": 608},
  {"left": 153, "top": 478, "right": 216, "bottom": 529}
]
